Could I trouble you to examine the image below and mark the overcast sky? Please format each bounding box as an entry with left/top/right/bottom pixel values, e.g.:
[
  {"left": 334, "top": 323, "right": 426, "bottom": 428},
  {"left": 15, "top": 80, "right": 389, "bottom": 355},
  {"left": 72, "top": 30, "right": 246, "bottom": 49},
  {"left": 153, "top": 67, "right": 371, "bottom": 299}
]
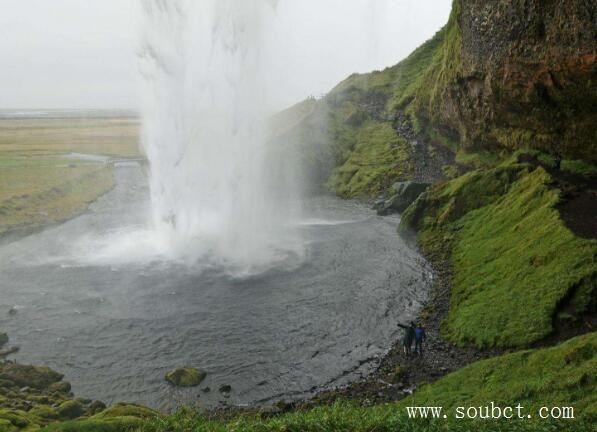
[{"left": 0, "top": 0, "right": 451, "bottom": 110}]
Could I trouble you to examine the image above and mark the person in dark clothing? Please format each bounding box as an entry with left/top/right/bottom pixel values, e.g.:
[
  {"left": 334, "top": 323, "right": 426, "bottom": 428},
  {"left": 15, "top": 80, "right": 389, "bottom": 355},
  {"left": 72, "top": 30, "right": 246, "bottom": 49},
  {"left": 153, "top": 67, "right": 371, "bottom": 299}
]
[
  {"left": 554, "top": 152, "right": 562, "bottom": 171},
  {"left": 414, "top": 323, "right": 426, "bottom": 355},
  {"left": 398, "top": 322, "right": 416, "bottom": 355}
]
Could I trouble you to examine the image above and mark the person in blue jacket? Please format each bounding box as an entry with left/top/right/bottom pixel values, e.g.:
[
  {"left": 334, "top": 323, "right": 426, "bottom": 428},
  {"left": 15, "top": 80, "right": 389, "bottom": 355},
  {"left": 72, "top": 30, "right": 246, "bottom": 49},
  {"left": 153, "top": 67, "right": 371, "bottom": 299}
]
[{"left": 414, "top": 323, "right": 426, "bottom": 355}]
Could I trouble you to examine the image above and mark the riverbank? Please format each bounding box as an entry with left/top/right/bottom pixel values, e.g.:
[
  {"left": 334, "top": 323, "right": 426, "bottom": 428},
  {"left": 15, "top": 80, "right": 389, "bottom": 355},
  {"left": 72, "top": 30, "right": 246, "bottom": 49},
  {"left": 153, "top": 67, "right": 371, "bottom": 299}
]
[{"left": 0, "top": 116, "right": 140, "bottom": 238}]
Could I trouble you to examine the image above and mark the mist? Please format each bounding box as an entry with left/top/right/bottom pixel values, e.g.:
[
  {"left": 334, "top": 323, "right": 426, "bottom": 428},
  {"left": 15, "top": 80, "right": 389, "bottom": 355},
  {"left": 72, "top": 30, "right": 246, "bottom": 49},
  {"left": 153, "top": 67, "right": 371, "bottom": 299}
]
[{"left": 0, "top": 0, "right": 451, "bottom": 111}]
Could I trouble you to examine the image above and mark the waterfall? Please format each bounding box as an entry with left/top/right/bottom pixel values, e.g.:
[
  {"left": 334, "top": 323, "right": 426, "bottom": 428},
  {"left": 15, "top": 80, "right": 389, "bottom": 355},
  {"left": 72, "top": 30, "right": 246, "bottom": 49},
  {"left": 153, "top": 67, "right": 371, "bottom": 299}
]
[{"left": 137, "top": 0, "right": 302, "bottom": 272}]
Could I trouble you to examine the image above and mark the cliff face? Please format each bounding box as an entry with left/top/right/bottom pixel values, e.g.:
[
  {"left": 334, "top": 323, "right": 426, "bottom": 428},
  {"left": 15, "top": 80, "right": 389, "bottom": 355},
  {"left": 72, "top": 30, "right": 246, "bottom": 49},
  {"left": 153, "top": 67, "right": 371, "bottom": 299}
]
[{"left": 418, "top": 0, "right": 596, "bottom": 161}]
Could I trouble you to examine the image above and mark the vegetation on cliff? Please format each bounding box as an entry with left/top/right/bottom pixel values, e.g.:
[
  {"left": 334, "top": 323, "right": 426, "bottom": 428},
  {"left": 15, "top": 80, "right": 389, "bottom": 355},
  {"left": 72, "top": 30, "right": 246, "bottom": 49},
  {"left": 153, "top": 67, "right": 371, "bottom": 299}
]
[
  {"left": 2, "top": 0, "right": 595, "bottom": 431},
  {"left": 401, "top": 159, "right": 596, "bottom": 348}
]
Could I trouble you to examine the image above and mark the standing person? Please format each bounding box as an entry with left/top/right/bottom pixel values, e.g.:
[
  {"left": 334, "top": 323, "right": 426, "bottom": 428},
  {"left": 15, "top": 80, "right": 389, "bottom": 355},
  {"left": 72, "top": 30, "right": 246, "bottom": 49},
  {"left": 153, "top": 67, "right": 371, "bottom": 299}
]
[
  {"left": 415, "top": 323, "right": 426, "bottom": 355},
  {"left": 554, "top": 152, "right": 562, "bottom": 171},
  {"left": 398, "top": 322, "right": 416, "bottom": 355}
]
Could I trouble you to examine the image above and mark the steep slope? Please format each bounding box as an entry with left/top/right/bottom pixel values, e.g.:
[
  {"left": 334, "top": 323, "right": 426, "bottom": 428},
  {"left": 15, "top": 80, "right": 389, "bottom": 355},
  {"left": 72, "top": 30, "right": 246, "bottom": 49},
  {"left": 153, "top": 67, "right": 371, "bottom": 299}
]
[{"left": 414, "top": 0, "right": 596, "bottom": 162}]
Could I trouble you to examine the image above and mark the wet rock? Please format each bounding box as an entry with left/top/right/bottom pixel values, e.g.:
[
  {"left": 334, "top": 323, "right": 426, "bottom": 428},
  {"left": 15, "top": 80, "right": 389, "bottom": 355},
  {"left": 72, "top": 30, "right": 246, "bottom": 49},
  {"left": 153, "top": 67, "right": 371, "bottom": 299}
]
[
  {"left": 87, "top": 400, "right": 107, "bottom": 415},
  {"left": 375, "top": 181, "right": 430, "bottom": 216},
  {"left": 48, "top": 381, "right": 72, "bottom": 394},
  {"left": 0, "top": 346, "right": 20, "bottom": 358},
  {"left": 7, "top": 308, "right": 17, "bottom": 316},
  {"left": 202, "top": 386, "right": 211, "bottom": 393},
  {"left": 165, "top": 367, "right": 206, "bottom": 387},
  {"left": 274, "top": 400, "right": 292, "bottom": 412},
  {"left": 259, "top": 405, "right": 282, "bottom": 418},
  {"left": 0, "top": 363, "right": 63, "bottom": 390},
  {"left": 93, "top": 402, "right": 159, "bottom": 419},
  {"left": 218, "top": 384, "right": 232, "bottom": 394},
  {"left": 57, "top": 400, "right": 85, "bottom": 419},
  {"left": 0, "top": 334, "right": 8, "bottom": 348}
]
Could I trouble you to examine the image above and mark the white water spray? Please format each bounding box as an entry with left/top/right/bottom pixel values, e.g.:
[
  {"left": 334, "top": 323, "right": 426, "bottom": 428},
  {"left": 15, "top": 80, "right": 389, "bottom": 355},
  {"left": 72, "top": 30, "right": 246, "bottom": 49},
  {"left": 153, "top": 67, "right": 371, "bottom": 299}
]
[{"left": 137, "top": 0, "right": 303, "bottom": 272}]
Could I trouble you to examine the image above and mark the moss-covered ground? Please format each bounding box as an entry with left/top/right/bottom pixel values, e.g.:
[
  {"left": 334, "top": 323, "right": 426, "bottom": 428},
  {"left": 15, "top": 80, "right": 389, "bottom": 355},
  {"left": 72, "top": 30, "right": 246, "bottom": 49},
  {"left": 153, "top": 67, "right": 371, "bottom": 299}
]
[
  {"left": 401, "top": 159, "right": 596, "bottom": 348},
  {"left": 326, "top": 121, "right": 411, "bottom": 198}
]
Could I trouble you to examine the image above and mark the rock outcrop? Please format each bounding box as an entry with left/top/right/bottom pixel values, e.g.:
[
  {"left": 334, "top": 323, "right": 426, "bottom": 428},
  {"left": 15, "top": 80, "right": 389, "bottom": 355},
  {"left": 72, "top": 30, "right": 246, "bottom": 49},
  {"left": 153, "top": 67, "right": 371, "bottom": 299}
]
[
  {"left": 374, "top": 181, "right": 430, "bottom": 216},
  {"left": 165, "top": 367, "right": 207, "bottom": 387},
  {"left": 415, "top": 0, "right": 597, "bottom": 162}
]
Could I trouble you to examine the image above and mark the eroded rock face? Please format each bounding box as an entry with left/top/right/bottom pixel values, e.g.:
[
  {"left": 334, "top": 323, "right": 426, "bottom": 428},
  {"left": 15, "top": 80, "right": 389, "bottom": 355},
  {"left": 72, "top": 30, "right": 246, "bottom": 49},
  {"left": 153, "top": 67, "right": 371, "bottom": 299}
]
[
  {"left": 165, "top": 367, "right": 207, "bottom": 387},
  {"left": 375, "top": 181, "right": 430, "bottom": 216},
  {"left": 420, "top": 0, "right": 596, "bottom": 162}
]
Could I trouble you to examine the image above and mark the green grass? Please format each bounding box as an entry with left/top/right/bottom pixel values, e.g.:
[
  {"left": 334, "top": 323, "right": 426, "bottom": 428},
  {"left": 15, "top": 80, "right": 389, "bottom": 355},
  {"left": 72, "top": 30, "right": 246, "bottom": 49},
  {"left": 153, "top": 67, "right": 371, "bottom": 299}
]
[
  {"left": 401, "top": 164, "right": 596, "bottom": 348},
  {"left": 0, "top": 117, "right": 140, "bottom": 236},
  {"left": 405, "top": 332, "right": 597, "bottom": 420},
  {"left": 132, "top": 407, "right": 591, "bottom": 432},
  {"left": 410, "top": 0, "right": 462, "bottom": 134},
  {"left": 326, "top": 121, "right": 412, "bottom": 197},
  {"left": 0, "top": 156, "right": 115, "bottom": 235},
  {"left": 448, "top": 168, "right": 596, "bottom": 347},
  {"left": 311, "top": 21, "right": 449, "bottom": 197},
  {"left": 561, "top": 160, "right": 597, "bottom": 178}
]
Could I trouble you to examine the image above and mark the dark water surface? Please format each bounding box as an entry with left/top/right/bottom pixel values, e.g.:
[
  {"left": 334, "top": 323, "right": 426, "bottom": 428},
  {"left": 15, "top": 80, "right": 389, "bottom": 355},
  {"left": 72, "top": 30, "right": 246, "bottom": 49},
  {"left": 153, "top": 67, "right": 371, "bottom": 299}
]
[{"left": 0, "top": 164, "right": 431, "bottom": 410}]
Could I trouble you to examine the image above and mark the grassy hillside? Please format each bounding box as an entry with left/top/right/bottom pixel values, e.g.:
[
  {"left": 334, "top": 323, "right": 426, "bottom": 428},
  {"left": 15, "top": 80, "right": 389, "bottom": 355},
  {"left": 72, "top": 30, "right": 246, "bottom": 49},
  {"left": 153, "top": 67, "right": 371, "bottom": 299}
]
[
  {"left": 404, "top": 332, "right": 597, "bottom": 420},
  {"left": 401, "top": 159, "right": 596, "bottom": 348}
]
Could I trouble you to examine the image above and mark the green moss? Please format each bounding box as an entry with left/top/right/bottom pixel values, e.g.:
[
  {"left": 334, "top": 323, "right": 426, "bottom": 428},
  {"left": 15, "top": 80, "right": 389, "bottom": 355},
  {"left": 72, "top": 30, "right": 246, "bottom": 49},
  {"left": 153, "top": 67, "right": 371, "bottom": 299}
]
[
  {"left": 0, "top": 411, "right": 31, "bottom": 429},
  {"left": 402, "top": 333, "right": 597, "bottom": 420},
  {"left": 137, "top": 404, "right": 592, "bottom": 432},
  {"left": 412, "top": 0, "right": 463, "bottom": 133},
  {"left": 326, "top": 122, "right": 412, "bottom": 197},
  {"left": 561, "top": 160, "right": 597, "bottom": 178},
  {"left": 56, "top": 401, "right": 84, "bottom": 420},
  {"left": 42, "top": 417, "right": 143, "bottom": 432},
  {"left": 447, "top": 168, "right": 596, "bottom": 347},
  {"left": 401, "top": 163, "right": 526, "bottom": 239},
  {"left": 92, "top": 404, "right": 159, "bottom": 420},
  {"left": 0, "top": 365, "right": 63, "bottom": 390},
  {"left": 164, "top": 368, "right": 206, "bottom": 388},
  {"left": 401, "top": 165, "right": 596, "bottom": 348}
]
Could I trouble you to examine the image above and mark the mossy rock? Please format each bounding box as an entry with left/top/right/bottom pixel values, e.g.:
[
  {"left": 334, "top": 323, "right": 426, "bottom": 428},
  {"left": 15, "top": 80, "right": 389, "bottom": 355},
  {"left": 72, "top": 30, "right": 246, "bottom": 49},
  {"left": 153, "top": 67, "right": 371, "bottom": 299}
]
[
  {"left": 165, "top": 368, "right": 206, "bottom": 387},
  {"left": 56, "top": 400, "right": 85, "bottom": 420},
  {"left": 0, "top": 410, "right": 31, "bottom": 429},
  {"left": 42, "top": 417, "right": 143, "bottom": 432},
  {"left": 0, "top": 335, "right": 8, "bottom": 349},
  {"left": 28, "top": 405, "right": 59, "bottom": 422},
  {"left": 0, "top": 364, "right": 63, "bottom": 390},
  {"left": 92, "top": 403, "right": 159, "bottom": 420},
  {"left": 0, "top": 419, "right": 18, "bottom": 432},
  {"left": 47, "top": 382, "right": 71, "bottom": 395},
  {"left": 86, "top": 401, "right": 106, "bottom": 416}
]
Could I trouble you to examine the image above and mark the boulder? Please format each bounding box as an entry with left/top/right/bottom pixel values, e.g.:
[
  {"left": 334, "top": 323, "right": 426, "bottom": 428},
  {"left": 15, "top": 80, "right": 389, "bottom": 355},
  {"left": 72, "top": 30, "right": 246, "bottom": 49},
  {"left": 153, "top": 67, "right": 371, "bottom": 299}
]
[
  {"left": 218, "top": 384, "right": 232, "bottom": 394},
  {"left": 165, "top": 368, "right": 206, "bottom": 387},
  {"left": 48, "top": 381, "right": 71, "bottom": 394},
  {"left": 57, "top": 400, "right": 85, "bottom": 419},
  {"left": 375, "top": 181, "right": 430, "bottom": 216},
  {"left": 0, "top": 334, "right": 8, "bottom": 349},
  {"left": 0, "top": 364, "right": 63, "bottom": 390},
  {"left": 87, "top": 400, "right": 107, "bottom": 415},
  {"left": 92, "top": 402, "right": 159, "bottom": 420}
]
